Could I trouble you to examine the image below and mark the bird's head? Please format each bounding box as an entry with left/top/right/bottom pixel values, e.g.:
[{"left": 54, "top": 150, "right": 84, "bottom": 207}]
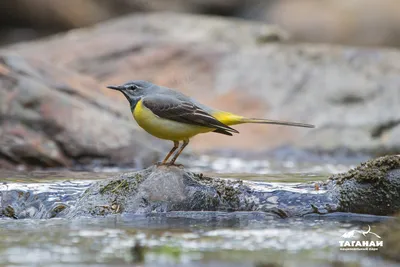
[{"left": 107, "top": 80, "right": 153, "bottom": 107}]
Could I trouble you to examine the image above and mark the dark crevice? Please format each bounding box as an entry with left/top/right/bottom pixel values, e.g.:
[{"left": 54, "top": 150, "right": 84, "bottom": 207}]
[
  {"left": 17, "top": 155, "right": 58, "bottom": 167},
  {"left": 53, "top": 139, "right": 108, "bottom": 164},
  {"left": 91, "top": 45, "right": 144, "bottom": 63},
  {"left": 329, "top": 89, "right": 379, "bottom": 106},
  {"left": 336, "top": 95, "right": 365, "bottom": 105},
  {"left": 22, "top": 99, "right": 41, "bottom": 109},
  {"left": 0, "top": 151, "right": 18, "bottom": 164},
  {"left": 371, "top": 120, "right": 400, "bottom": 138}
]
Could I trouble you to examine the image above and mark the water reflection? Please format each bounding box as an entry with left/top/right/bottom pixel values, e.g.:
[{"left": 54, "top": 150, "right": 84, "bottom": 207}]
[{"left": 0, "top": 214, "right": 394, "bottom": 266}]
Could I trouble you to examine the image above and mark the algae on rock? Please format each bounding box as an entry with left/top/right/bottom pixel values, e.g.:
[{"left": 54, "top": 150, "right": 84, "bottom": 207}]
[{"left": 330, "top": 155, "right": 400, "bottom": 215}]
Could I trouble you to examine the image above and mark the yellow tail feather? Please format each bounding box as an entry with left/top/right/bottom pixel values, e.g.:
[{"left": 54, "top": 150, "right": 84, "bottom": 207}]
[{"left": 212, "top": 111, "right": 315, "bottom": 128}]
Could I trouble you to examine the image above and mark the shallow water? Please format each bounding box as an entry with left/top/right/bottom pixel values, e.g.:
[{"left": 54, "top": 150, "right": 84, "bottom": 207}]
[
  {"left": 0, "top": 214, "right": 393, "bottom": 267},
  {"left": 0, "top": 157, "right": 394, "bottom": 267}
]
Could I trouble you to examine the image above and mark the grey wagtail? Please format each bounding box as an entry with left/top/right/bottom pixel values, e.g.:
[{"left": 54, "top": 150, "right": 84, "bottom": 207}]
[{"left": 107, "top": 81, "right": 314, "bottom": 165}]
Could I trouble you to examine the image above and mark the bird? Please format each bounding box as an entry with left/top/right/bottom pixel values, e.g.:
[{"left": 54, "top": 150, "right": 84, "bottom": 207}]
[{"left": 107, "top": 80, "right": 314, "bottom": 165}]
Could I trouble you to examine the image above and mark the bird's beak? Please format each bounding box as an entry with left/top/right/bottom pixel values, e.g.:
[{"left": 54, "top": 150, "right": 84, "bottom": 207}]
[{"left": 107, "top": 85, "right": 122, "bottom": 91}]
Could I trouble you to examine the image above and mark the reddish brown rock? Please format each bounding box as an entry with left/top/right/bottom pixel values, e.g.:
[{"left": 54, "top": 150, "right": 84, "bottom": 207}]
[
  {"left": 0, "top": 54, "right": 162, "bottom": 168},
  {"left": 1, "top": 13, "right": 400, "bottom": 168},
  {"left": 4, "top": 14, "right": 288, "bottom": 158}
]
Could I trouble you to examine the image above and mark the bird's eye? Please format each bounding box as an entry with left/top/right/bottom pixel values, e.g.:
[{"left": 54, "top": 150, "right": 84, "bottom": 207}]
[{"left": 127, "top": 85, "right": 137, "bottom": 91}]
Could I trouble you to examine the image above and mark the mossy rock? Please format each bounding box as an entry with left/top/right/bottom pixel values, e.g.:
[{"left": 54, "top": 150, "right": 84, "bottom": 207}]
[
  {"left": 69, "top": 166, "right": 246, "bottom": 217},
  {"left": 331, "top": 155, "right": 400, "bottom": 185},
  {"left": 330, "top": 155, "right": 400, "bottom": 215}
]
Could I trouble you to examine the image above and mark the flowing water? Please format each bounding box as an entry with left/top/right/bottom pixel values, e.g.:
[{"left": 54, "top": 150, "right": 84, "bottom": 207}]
[{"left": 0, "top": 156, "right": 395, "bottom": 267}]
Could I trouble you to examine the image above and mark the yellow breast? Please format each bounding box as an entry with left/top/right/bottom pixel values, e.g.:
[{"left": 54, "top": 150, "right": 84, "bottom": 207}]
[{"left": 133, "top": 99, "right": 213, "bottom": 141}]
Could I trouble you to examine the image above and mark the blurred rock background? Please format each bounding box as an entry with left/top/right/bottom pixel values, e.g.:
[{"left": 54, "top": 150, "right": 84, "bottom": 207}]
[
  {"left": 1, "top": 0, "right": 400, "bottom": 47},
  {"left": 1, "top": 0, "right": 400, "bottom": 169}
]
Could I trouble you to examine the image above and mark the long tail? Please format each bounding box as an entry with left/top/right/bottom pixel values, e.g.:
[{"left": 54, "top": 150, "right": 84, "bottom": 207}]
[
  {"left": 239, "top": 118, "right": 315, "bottom": 128},
  {"left": 212, "top": 111, "right": 315, "bottom": 128}
]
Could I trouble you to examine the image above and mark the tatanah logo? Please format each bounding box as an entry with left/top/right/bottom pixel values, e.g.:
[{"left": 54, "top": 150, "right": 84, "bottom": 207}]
[{"left": 339, "top": 225, "right": 383, "bottom": 251}]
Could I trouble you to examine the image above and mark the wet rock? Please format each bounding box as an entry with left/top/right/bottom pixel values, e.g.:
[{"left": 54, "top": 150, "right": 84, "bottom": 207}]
[
  {"left": 68, "top": 165, "right": 335, "bottom": 217},
  {"left": 0, "top": 189, "right": 68, "bottom": 219},
  {"left": 329, "top": 155, "right": 400, "bottom": 215},
  {"left": 69, "top": 166, "right": 247, "bottom": 217},
  {"left": 68, "top": 155, "right": 400, "bottom": 217},
  {"left": 1, "top": 155, "right": 399, "bottom": 219}
]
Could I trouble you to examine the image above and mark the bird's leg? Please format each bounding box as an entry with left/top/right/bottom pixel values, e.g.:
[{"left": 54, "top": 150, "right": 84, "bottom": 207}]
[
  {"left": 160, "top": 141, "right": 179, "bottom": 164},
  {"left": 169, "top": 139, "right": 189, "bottom": 165}
]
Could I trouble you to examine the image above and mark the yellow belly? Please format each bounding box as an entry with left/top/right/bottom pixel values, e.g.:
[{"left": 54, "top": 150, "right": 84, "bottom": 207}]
[{"left": 133, "top": 99, "right": 214, "bottom": 141}]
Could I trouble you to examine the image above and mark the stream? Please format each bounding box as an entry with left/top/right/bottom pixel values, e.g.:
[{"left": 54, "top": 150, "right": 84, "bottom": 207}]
[{"left": 0, "top": 156, "right": 395, "bottom": 267}]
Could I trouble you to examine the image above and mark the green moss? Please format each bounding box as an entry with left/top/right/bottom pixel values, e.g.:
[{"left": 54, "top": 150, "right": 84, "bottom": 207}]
[
  {"left": 130, "top": 173, "right": 145, "bottom": 186},
  {"left": 2, "top": 205, "right": 16, "bottom": 219},
  {"left": 256, "top": 33, "right": 282, "bottom": 44},
  {"left": 152, "top": 245, "right": 182, "bottom": 259},
  {"left": 127, "top": 173, "right": 143, "bottom": 181},
  {"left": 50, "top": 204, "right": 67, "bottom": 218},
  {"left": 221, "top": 184, "right": 240, "bottom": 203},
  {"left": 98, "top": 172, "right": 144, "bottom": 196},
  {"left": 330, "top": 155, "right": 400, "bottom": 185},
  {"left": 192, "top": 173, "right": 242, "bottom": 206},
  {"left": 99, "top": 179, "right": 129, "bottom": 195}
]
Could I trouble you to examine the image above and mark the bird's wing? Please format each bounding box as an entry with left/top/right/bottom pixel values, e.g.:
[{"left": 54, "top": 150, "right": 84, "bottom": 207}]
[{"left": 142, "top": 95, "right": 239, "bottom": 134}]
